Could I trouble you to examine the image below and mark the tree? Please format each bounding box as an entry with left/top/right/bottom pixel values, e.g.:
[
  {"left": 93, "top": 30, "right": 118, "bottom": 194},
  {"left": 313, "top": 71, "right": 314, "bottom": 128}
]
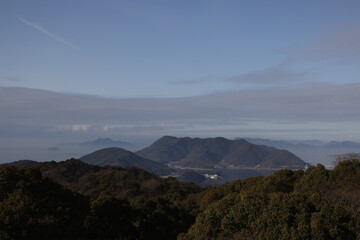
[
  {"left": 0, "top": 165, "right": 88, "bottom": 239},
  {"left": 84, "top": 195, "right": 135, "bottom": 239},
  {"left": 180, "top": 192, "right": 356, "bottom": 240}
]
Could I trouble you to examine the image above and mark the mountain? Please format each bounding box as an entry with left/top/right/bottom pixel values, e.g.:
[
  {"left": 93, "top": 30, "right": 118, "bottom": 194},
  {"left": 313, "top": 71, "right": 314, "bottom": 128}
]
[
  {"left": 57, "top": 138, "right": 135, "bottom": 150},
  {"left": 80, "top": 147, "right": 172, "bottom": 175},
  {"left": 3, "top": 159, "right": 39, "bottom": 167},
  {"left": 136, "top": 136, "right": 306, "bottom": 169},
  {"left": 325, "top": 141, "right": 360, "bottom": 149},
  {"left": 37, "top": 158, "right": 103, "bottom": 185},
  {"left": 79, "top": 138, "right": 134, "bottom": 149},
  {"left": 291, "top": 139, "right": 326, "bottom": 146},
  {"left": 242, "top": 137, "right": 320, "bottom": 149},
  {"left": 243, "top": 137, "right": 360, "bottom": 150},
  {"left": 242, "top": 137, "right": 360, "bottom": 166},
  {"left": 241, "top": 137, "right": 297, "bottom": 149}
]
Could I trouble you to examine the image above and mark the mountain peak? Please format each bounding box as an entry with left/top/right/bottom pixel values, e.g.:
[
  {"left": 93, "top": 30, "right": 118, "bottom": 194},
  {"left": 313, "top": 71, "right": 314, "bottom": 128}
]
[
  {"left": 80, "top": 147, "right": 172, "bottom": 175},
  {"left": 153, "top": 135, "right": 179, "bottom": 143},
  {"left": 80, "top": 138, "right": 134, "bottom": 149},
  {"left": 137, "top": 136, "right": 305, "bottom": 169}
]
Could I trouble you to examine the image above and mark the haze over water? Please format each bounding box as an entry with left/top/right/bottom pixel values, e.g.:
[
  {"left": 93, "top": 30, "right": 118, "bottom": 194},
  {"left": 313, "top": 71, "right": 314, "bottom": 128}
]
[{"left": 1, "top": 1, "right": 360, "bottom": 164}]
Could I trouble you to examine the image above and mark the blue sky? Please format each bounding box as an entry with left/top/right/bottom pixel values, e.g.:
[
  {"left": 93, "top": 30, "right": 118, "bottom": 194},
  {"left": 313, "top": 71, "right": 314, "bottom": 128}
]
[
  {"left": 2, "top": 0, "right": 359, "bottom": 97},
  {"left": 1, "top": 0, "right": 360, "bottom": 161}
]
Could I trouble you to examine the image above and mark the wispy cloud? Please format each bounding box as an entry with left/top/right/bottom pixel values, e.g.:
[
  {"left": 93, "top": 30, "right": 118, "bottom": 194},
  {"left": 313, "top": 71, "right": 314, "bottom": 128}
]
[
  {"left": 171, "top": 76, "right": 217, "bottom": 85},
  {"left": 173, "top": 79, "right": 206, "bottom": 85},
  {"left": 17, "top": 16, "right": 79, "bottom": 49},
  {"left": 292, "top": 22, "right": 360, "bottom": 62},
  {"left": 227, "top": 66, "right": 310, "bottom": 85},
  {"left": 173, "top": 66, "right": 310, "bottom": 87},
  {"left": 1, "top": 84, "right": 360, "bottom": 141},
  {"left": 60, "top": 124, "right": 92, "bottom": 132},
  {"left": 2, "top": 76, "right": 22, "bottom": 82}
]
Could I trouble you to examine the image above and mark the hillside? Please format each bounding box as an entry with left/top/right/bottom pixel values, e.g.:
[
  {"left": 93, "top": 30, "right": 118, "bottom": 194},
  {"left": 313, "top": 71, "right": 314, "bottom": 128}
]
[
  {"left": 0, "top": 159, "right": 201, "bottom": 239},
  {"left": 243, "top": 137, "right": 360, "bottom": 166},
  {"left": 33, "top": 159, "right": 200, "bottom": 201},
  {"left": 80, "top": 147, "right": 172, "bottom": 175},
  {"left": 242, "top": 137, "right": 318, "bottom": 149},
  {"left": 79, "top": 137, "right": 134, "bottom": 149},
  {"left": 4, "top": 159, "right": 40, "bottom": 167},
  {"left": 136, "top": 136, "right": 306, "bottom": 169},
  {"left": 1, "top": 155, "right": 359, "bottom": 239}
]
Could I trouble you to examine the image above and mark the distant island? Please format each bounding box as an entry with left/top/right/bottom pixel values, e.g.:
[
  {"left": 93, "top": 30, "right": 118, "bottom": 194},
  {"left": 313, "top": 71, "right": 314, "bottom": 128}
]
[
  {"left": 77, "top": 136, "right": 308, "bottom": 183},
  {"left": 136, "top": 136, "right": 307, "bottom": 170},
  {"left": 58, "top": 137, "right": 135, "bottom": 149}
]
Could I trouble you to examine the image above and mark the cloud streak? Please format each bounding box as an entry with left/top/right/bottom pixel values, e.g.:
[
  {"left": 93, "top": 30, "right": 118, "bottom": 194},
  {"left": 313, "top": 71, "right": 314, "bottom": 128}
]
[
  {"left": 2, "top": 76, "right": 22, "bottom": 82},
  {"left": 290, "top": 22, "right": 360, "bottom": 62},
  {"left": 60, "top": 125, "right": 92, "bottom": 132},
  {"left": 1, "top": 84, "right": 360, "bottom": 141},
  {"left": 17, "top": 16, "right": 79, "bottom": 49},
  {"left": 173, "top": 64, "right": 312, "bottom": 87},
  {"left": 175, "top": 20, "right": 360, "bottom": 89},
  {"left": 227, "top": 66, "right": 310, "bottom": 85}
]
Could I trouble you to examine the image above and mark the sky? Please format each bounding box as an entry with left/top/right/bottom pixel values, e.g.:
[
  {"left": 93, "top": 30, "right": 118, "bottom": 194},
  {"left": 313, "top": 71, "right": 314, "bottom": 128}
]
[{"left": 1, "top": 0, "right": 360, "bottom": 161}]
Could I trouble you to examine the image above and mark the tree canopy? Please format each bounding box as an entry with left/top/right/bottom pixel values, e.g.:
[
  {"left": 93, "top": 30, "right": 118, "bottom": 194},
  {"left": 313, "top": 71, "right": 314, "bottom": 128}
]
[{"left": 0, "top": 156, "right": 359, "bottom": 239}]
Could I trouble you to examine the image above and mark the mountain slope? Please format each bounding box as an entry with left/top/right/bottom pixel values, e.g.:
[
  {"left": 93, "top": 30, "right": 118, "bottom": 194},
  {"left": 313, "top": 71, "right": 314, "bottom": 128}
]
[
  {"left": 58, "top": 138, "right": 134, "bottom": 150},
  {"left": 3, "top": 160, "right": 40, "bottom": 167},
  {"left": 79, "top": 138, "right": 134, "bottom": 149},
  {"left": 80, "top": 147, "right": 172, "bottom": 175},
  {"left": 136, "top": 136, "right": 306, "bottom": 169},
  {"left": 325, "top": 141, "right": 360, "bottom": 149},
  {"left": 242, "top": 137, "right": 317, "bottom": 149},
  {"left": 242, "top": 137, "right": 360, "bottom": 166}
]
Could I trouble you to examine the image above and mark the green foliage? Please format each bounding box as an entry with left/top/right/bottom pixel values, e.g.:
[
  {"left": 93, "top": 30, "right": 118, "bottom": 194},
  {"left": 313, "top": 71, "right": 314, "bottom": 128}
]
[
  {"left": 84, "top": 195, "right": 135, "bottom": 239},
  {"left": 0, "top": 160, "right": 202, "bottom": 239},
  {"left": 328, "top": 156, "right": 360, "bottom": 238},
  {"left": 182, "top": 159, "right": 359, "bottom": 240},
  {"left": 294, "top": 164, "right": 330, "bottom": 194},
  {"left": 331, "top": 156, "right": 360, "bottom": 188},
  {"left": 130, "top": 196, "right": 193, "bottom": 240},
  {"left": 1, "top": 158, "right": 360, "bottom": 239},
  {"left": 181, "top": 192, "right": 355, "bottom": 240},
  {"left": 260, "top": 169, "right": 303, "bottom": 193},
  {"left": 0, "top": 165, "right": 88, "bottom": 239},
  {"left": 197, "top": 176, "right": 264, "bottom": 211},
  {"left": 39, "top": 158, "right": 102, "bottom": 185}
]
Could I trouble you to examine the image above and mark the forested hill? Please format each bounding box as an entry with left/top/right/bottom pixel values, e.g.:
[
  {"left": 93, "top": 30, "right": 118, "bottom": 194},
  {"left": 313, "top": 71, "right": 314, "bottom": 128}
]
[
  {"left": 179, "top": 156, "right": 360, "bottom": 240},
  {"left": 79, "top": 147, "right": 173, "bottom": 176},
  {"left": 0, "top": 159, "right": 202, "bottom": 239},
  {"left": 0, "top": 156, "right": 359, "bottom": 239},
  {"left": 36, "top": 159, "right": 200, "bottom": 200},
  {"left": 136, "top": 136, "right": 306, "bottom": 169}
]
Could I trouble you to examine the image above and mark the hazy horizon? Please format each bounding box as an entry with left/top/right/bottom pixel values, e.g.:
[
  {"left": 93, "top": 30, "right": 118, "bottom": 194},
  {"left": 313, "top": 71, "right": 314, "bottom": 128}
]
[{"left": 1, "top": 1, "right": 360, "bottom": 163}]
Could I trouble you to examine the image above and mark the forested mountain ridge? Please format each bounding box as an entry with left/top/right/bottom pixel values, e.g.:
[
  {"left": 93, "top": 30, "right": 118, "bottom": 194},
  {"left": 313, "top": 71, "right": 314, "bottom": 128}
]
[
  {"left": 1, "top": 156, "right": 359, "bottom": 239},
  {"left": 0, "top": 159, "right": 201, "bottom": 239},
  {"left": 179, "top": 155, "right": 360, "bottom": 240},
  {"left": 79, "top": 137, "right": 134, "bottom": 149},
  {"left": 80, "top": 147, "right": 172, "bottom": 175},
  {"left": 243, "top": 137, "right": 360, "bottom": 166},
  {"left": 58, "top": 137, "right": 135, "bottom": 149},
  {"left": 136, "top": 136, "right": 306, "bottom": 169},
  {"left": 33, "top": 159, "right": 199, "bottom": 200}
]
